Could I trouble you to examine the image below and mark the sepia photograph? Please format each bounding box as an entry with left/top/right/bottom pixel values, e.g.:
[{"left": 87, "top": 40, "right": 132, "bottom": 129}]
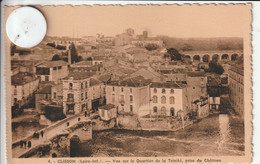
[{"left": 4, "top": 4, "right": 252, "bottom": 162}]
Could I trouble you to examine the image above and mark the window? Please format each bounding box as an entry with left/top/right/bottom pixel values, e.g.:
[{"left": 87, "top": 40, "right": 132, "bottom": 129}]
[
  {"left": 154, "top": 88, "right": 157, "bottom": 93},
  {"left": 69, "top": 83, "right": 73, "bottom": 90},
  {"left": 85, "top": 92, "right": 88, "bottom": 99},
  {"left": 193, "top": 87, "right": 195, "bottom": 90},
  {"left": 53, "top": 67, "right": 57, "bottom": 70},
  {"left": 162, "top": 88, "right": 166, "bottom": 94},
  {"left": 121, "top": 88, "right": 124, "bottom": 92},
  {"left": 45, "top": 76, "right": 49, "bottom": 81},
  {"left": 81, "top": 83, "right": 83, "bottom": 89},
  {"left": 170, "top": 89, "right": 174, "bottom": 94},
  {"left": 58, "top": 66, "right": 62, "bottom": 69},
  {"left": 120, "top": 95, "right": 125, "bottom": 102},
  {"left": 130, "top": 88, "right": 132, "bottom": 93},
  {"left": 161, "top": 107, "right": 166, "bottom": 115},
  {"left": 45, "top": 94, "right": 48, "bottom": 99},
  {"left": 161, "top": 96, "right": 166, "bottom": 104},
  {"left": 130, "top": 105, "right": 133, "bottom": 112},
  {"left": 81, "top": 93, "right": 84, "bottom": 101},
  {"left": 112, "top": 93, "right": 115, "bottom": 103},
  {"left": 113, "top": 87, "right": 115, "bottom": 92},
  {"left": 81, "top": 104, "right": 85, "bottom": 111},
  {"left": 241, "top": 88, "right": 243, "bottom": 94},
  {"left": 169, "top": 96, "right": 175, "bottom": 104},
  {"left": 130, "top": 95, "right": 133, "bottom": 102},
  {"left": 170, "top": 108, "right": 175, "bottom": 116},
  {"left": 101, "top": 110, "right": 105, "bottom": 117},
  {"left": 68, "top": 93, "right": 74, "bottom": 99},
  {"left": 85, "top": 82, "right": 88, "bottom": 88},
  {"left": 153, "top": 106, "right": 158, "bottom": 113},
  {"left": 153, "top": 96, "right": 158, "bottom": 103},
  {"left": 54, "top": 92, "right": 56, "bottom": 99}
]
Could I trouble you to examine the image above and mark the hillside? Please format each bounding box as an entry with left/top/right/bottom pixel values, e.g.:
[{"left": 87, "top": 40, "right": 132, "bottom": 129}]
[{"left": 159, "top": 36, "right": 243, "bottom": 51}]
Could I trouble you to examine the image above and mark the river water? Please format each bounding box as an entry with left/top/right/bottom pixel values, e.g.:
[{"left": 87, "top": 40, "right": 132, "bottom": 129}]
[{"left": 77, "top": 114, "right": 244, "bottom": 157}]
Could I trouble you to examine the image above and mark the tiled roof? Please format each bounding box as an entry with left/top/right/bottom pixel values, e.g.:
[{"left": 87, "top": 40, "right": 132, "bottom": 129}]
[
  {"left": 11, "top": 72, "right": 38, "bottom": 85},
  {"left": 71, "top": 61, "right": 93, "bottom": 66},
  {"left": 109, "top": 76, "right": 151, "bottom": 87},
  {"left": 92, "top": 56, "right": 105, "bottom": 60},
  {"left": 63, "top": 72, "right": 96, "bottom": 80},
  {"left": 90, "top": 78, "right": 101, "bottom": 86},
  {"left": 151, "top": 82, "right": 187, "bottom": 89},
  {"left": 35, "top": 60, "right": 68, "bottom": 68},
  {"left": 187, "top": 71, "right": 206, "bottom": 77},
  {"left": 36, "top": 85, "right": 52, "bottom": 94},
  {"left": 99, "top": 104, "right": 115, "bottom": 110}
]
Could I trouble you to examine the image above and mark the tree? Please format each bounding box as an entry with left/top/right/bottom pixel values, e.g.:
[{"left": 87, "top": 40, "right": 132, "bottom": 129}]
[
  {"left": 69, "top": 42, "right": 82, "bottom": 63},
  {"left": 166, "top": 48, "right": 183, "bottom": 61},
  {"left": 145, "top": 43, "right": 159, "bottom": 51},
  {"left": 208, "top": 61, "right": 224, "bottom": 75},
  {"left": 52, "top": 54, "right": 61, "bottom": 61}
]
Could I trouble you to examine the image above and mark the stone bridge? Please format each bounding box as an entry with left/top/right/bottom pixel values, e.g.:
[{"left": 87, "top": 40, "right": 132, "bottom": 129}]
[
  {"left": 12, "top": 113, "right": 95, "bottom": 158},
  {"left": 182, "top": 50, "right": 243, "bottom": 62}
]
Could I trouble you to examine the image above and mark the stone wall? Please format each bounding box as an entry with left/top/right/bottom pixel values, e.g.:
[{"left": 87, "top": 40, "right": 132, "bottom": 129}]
[
  {"left": 117, "top": 114, "right": 139, "bottom": 130},
  {"left": 92, "top": 118, "right": 116, "bottom": 131}
]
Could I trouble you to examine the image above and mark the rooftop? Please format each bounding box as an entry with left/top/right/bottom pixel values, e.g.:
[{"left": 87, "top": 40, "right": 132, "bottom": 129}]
[
  {"left": 109, "top": 76, "right": 151, "bottom": 87},
  {"left": 12, "top": 72, "right": 38, "bottom": 85},
  {"left": 151, "top": 82, "right": 187, "bottom": 89},
  {"left": 36, "top": 85, "right": 52, "bottom": 94},
  {"left": 90, "top": 78, "right": 101, "bottom": 86},
  {"left": 63, "top": 72, "right": 96, "bottom": 80},
  {"left": 187, "top": 71, "right": 206, "bottom": 77},
  {"left": 35, "top": 60, "right": 68, "bottom": 68},
  {"left": 99, "top": 104, "right": 115, "bottom": 110},
  {"left": 71, "top": 61, "right": 93, "bottom": 66}
]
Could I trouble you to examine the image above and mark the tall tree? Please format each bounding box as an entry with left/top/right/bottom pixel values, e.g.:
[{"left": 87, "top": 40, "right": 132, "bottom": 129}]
[
  {"left": 70, "top": 42, "right": 82, "bottom": 63},
  {"left": 166, "top": 48, "right": 183, "bottom": 61}
]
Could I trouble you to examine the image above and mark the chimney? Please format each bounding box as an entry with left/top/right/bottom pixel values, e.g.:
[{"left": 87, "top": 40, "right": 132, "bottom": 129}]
[{"left": 68, "top": 48, "right": 72, "bottom": 65}]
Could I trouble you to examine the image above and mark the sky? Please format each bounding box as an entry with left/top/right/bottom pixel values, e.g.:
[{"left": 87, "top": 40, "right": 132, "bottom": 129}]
[{"left": 7, "top": 4, "right": 251, "bottom": 38}]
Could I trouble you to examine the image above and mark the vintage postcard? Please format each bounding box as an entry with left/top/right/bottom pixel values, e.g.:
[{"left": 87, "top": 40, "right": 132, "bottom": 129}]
[{"left": 4, "top": 4, "right": 252, "bottom": 164}]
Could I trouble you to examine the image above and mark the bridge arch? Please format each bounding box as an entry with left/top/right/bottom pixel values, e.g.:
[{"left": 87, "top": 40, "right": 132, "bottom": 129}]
[
  {"left": 70, "top": 135, "right": 81, "bottom": 157},
  {"left": 202, "top": 55, "right": 210, "bottom": 62},
  {"left": 231, "top": 53, "right": 239, "bottom": 61},
  {"left": 212, "top": 54, "right": 220, "bottom": 62},
  {"left": 52, "top": 153, "right": 57, "bottom": 158},
  {"left": 221, "top": 54, "right": 229, "bottom": 60},
  {"left": 193, "top": 55, "right": 200, "bottom": 62},
  {"left": 184, "top": 55, "right": 191, "bottom": 63},
  {"left": 185, "top": 55, "right": 191, "bottom": 59}
]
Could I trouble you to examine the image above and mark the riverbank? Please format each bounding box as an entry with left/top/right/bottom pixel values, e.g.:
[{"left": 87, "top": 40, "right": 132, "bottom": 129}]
[{"left": 77, "top": 114, "right": 244, "bottom": 157}]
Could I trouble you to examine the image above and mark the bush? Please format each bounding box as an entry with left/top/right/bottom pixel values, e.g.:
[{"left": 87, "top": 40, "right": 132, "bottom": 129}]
[{"left": 145, "top": 43, "right": 159, "bottom": 51}]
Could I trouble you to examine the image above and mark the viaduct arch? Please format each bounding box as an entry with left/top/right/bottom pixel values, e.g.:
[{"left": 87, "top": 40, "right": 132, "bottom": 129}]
[{"left": 182, "top": 50, "right": 242, "bottom": 62}]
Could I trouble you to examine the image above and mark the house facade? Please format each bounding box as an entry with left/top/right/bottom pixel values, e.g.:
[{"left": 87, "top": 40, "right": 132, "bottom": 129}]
[
  {"left": 62, "top": 72, "right": 105, "bottom": 115},
  {"left": 105, "top": 77, "right": 151, "bottom": 117},
  {"left": 11, "top": 72, "right": 39, "bottom": 107},
  {"left": 150, "top": 82, "right": 189, "bottom": 117},
  {"left": 34, "top": 60, "right": 69, "bottom": 82},
  {"left": 229, "top": 63, "right": 244, "bottom": 116}
]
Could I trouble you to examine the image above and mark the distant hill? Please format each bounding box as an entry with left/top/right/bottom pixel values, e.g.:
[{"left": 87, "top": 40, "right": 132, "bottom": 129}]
[{"left": 159, "top": 36, "right": 243, "bottom": 51}]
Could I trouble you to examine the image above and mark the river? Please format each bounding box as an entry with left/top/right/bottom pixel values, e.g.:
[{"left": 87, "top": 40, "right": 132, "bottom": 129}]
[{"left": 77, "top": 114, "right": 244, "bottom": 157}]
